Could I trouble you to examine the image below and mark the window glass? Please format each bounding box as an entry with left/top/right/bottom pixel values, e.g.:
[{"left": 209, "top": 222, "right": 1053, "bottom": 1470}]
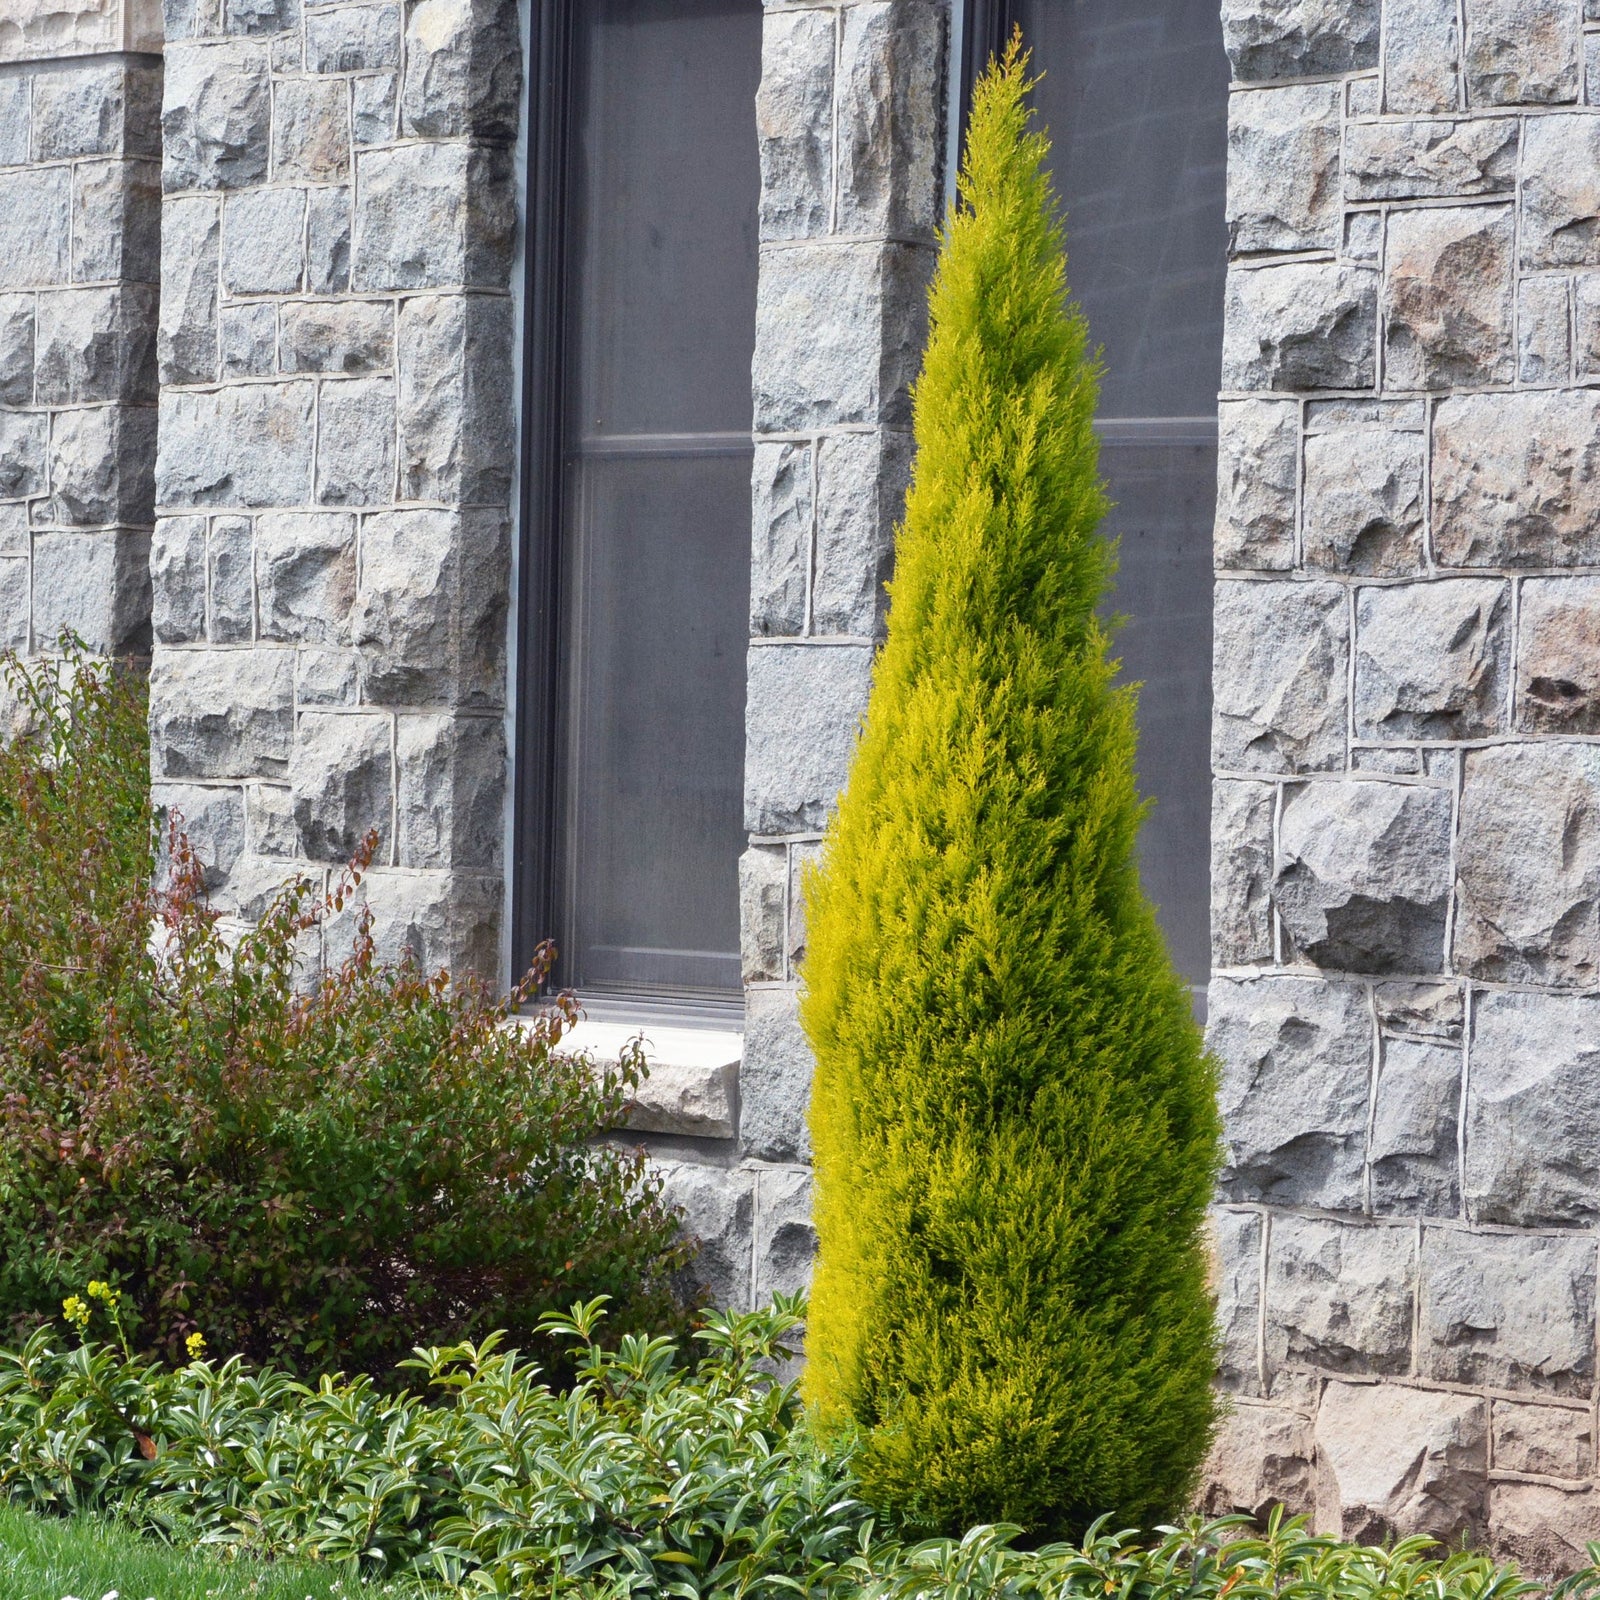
[
  {"left": 554, "top": 0, "right": 762, "bottom": 1000},
  {"left": 1012, "top": 0, "right": 1228, "bottom": 985}
]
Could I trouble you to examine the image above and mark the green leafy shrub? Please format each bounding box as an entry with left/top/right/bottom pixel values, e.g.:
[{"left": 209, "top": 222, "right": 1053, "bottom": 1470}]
[
  {"left": 0, "top": 645, "right": 692, "bottom": 1377},
  {"left": 799, "top": 40, "right": 1222, "bottom": 1538}
]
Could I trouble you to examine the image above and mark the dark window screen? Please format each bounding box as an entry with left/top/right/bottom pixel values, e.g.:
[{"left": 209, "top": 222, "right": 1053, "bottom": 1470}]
[
  {"left": 553, "top": 0, "right": 761, "bottom": 1000},
  {"left": 1011, "top": 0, "right": 1227, "bottom": 984}
]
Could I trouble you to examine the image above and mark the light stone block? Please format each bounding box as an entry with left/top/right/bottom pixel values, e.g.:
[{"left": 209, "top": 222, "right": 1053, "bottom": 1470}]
[
  {"left": 74, "top": 158, "right": 163, "bottom": 287},
  {"left": 1213, "top": 1206, "right": 1264, "bottom": 1393},
  {"left": 1370, "top": 1035, "right": 1460, "bottom": 1217},
  {"left": 750, "top": 440, "right": 811, "bottom": 637},
  {"left": 254, "top": 510, "right": 354, "bottom": 643},
  {"left": 153, "top": 781, "right": 246, "bottom": 888},
  {"left": 1520, "top": 275, "right": 1572, "bottom": 383},
  {"left": 207, "top": 515, "right": 253, "bottom": 644},
  {"left": 1221, "top": 0, "right": 1380, "bottom": 81},
  {"left": 1344, "top": 117, "right": 1517, "bottom": 201},
  {"left": 158, "top": 195, "right": 220, "bottom": 387},
  {"left": 1490, "top": 1483, "right": 1600, "bottom": 1581},
  {"left": 219, "top": 301, "right": 277, "bottom": 378},
  {"left": 787, "top": 839, "right": 820, "bottom": 975},
  {"left": 1211, "top": 778, "right": 1275, "bottom": 967},
  {"left": 245, "top": 781, "right": 296, "bottom": 857},
  {"left": 755, "top": 1166, "right": 815, "bottom": 1303},
  {"left": 812, "top": 429, "right": 910, "bottom": 638},
  {"left": 280, "top": 299, "right": 392, "bottom": 375},
  {"left": 1383, "top": 0, "right": 1462, "bottom": 112},
  {"left": 1215, "top": 399, "right": 1297, "bottom": 572},
  {"left": 322, "top": 867, "right": 500, "bottom": 977},
  {"left": 221, "top": 186, "right": 304, "bottom": 295},
  {"left": 741, "top": 985, "right": 812, "bottom": 1164},
  {"left": 1222, "top": 262, "right": 1377, "bottom": 392},
  {"left": 1303, "top": 429, "right": 1424, "bottom": 576},
  {"left": 398, "top": 0, "right": 520, "bottom": 144},
  {"left": 315, "top": 376, "right": 395, "bottom": 505},
  {"left": 394, "top": 713, "right": 504, "bottom": 871},
  {"left": 0, "top": 167, "right": 69, "bottom": 290},
  {"left": 1492, "top": 1402, "right": 1593, "bottom": 1481},
  {"left": 756, "top": 7, "right": 833, "bottom": 241},
  {"left": 1463, "top": 0, "right": 1579, "bottom": 105},
  {"left": 1201, "top": 1404, "right": 1314, "bottom": 1522},
  {"left": 0, "top": 555, "right": 25, "bottom": 651},
  {"left": 157, "top": 382, "right": 315, "bottom": 508},
  {"left": 161, "top": 42, "right": 271, "bottom": 193},
  {"left": 34, "top": 286, "right": 157, "bottom": 406},
  {"left": 305, "top": 3, "right": 400, "bottom": 72},
  {"left": 654, "top": 1160, "right": 754, "bottom": 1312},
  {"left": 0, "top": 294, "right": 32, "bottom": 407},
  {"left": 271, "top": 76, "right": 349, "bottom": 184},
  {"left": 306, "top": 187, "right": 351, "bottom": 293},
  {"left": 151, "top": 515, "right": 207, "bottom": 644},
  {"left": 739, "top": 844, "right": 786, "bottom": 983},
  {"left": 45, "top": 404, "right": 156, "bottom": 528},
  {"left": 1521, "top": 114, "right": 1600, "bottom": 269},
  {"left": 291, "top": 710, "right": 392, "bottom": 863},
  {"left": 1517, "top": 576, "right": 1600, "bottom": 733},
  {"left": 1226, "top": 83, "right": 1342, "bottom": 255},
  {"left": 0, "top": 409, "right": 46, "bottom": 500},
  {"left": 150, "top": 645, "right": 295, "bottom": 779}
]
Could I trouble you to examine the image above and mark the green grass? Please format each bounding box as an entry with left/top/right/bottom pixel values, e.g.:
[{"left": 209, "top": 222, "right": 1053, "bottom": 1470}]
[{"left": 0, "top": 1502, "right": 410, "bottom": 1600}]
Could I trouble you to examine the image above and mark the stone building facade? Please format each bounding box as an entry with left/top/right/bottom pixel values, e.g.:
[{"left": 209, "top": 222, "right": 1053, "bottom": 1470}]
[{"left": 6, "top": 0, "right": 1600, "bottom": 1563}]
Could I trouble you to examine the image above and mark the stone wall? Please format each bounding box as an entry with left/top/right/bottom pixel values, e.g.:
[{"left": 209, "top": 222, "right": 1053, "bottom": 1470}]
[
  {"left": 1207, "top": 0, "right": 1600, "bottom": 1569},
  {"left": 146, "top": 0, "right": 516, "bottom": 972},
  {"left": 0, "top": 0, "right": 162, "bottom": 702}
]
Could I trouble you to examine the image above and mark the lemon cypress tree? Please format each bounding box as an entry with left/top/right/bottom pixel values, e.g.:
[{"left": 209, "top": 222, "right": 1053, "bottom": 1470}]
[{"left": 799, "top": 40, "right": 1221, "bottom": 1539}]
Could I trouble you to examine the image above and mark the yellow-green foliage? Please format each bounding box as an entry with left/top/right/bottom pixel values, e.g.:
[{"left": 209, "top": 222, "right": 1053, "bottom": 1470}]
[{"left": 799, "top": 42, "right": 1222, "bottom": 1540}]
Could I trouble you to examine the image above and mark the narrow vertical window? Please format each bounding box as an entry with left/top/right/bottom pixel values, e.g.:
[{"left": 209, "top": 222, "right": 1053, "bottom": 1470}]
[{"left": 519, "top": 2, "right": 763, "bottom": 1008}]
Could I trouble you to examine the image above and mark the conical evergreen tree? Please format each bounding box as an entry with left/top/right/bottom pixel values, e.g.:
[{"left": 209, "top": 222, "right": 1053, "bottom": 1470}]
[{"left": 799, "top": 40, "right": 1221, "bottom": 1539}]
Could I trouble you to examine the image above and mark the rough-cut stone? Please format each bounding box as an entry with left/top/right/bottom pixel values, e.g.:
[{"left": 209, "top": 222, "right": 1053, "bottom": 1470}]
[
  {"left": 812, "top": 430, "right": 909, "bottom": 637},
  {"left": 73, "top": 157, "right": 162, "bottom": 286},
  {"left": 0, "top": 168, "right": 69, "bottom": 290},
  {"left": 1303, "top": 429, "right": 1425, "bottom": 576},
  {"left": 1214, "top": 1207, "right": 1264, "bottom": 1392},
  {"left": 153, "top": 781, "right": 246, "bottom": 888},
  {"left": 1315, "top": 1382, "right": 1486, "bottom": 1545},
  {"left": 835, "top": 2, "right": 942, "bottom": 240},
  {"left": 1221, "top": 0, "right": 1380, "bottom": 81},
  {"left": 1520, "top": 275, "right": 1572, "bottom": 384},
  {"left": 219, "top": 301, "right": 277, "bottom": 378},
  {"left": 1211, "top": 780, "right": 1275, "bottom": 966},
  {"left": 1465, "top": 990, "right": 1600, "bottom": 1228},
  {"left": 1212, "top": 580, "right": 1347, "bottom": 774},
  {"left": 295, "top": 647, "right": 360, "bottom": 706},
  {"left": 352, "top": 73, "right": 396, "bottom": 146},
  {"left": 1227, "top": 84, "right": 1341, "bottom": 255},
  {"left": 755, "top": 1166, "right": 816, "bottom": 1302},
  {"left": 208, "top": 515, "right": 253, "bottom": 643},
  {"left": 271, "top": 76, "right": 348, "bottom": 184},
  {"left": 399, "top": 0, "right": 520, "bottom": 143},
  {"left": 291, "top": 710, "right": 392, "bottom": 862},
  {"left": 1355, "top": 580, "right": 1507, "bottom": 740},
  {"left": 1432, "top": 391, "right": 1600, "bottom": 566},
  {"left": 1378, "top": 980, "right": 1462, "bottom": 1040},
  {"left": 323, "top": 868, "right": 500, "bottom": 977},
  {"left": 756, "top": 7, "right": 833, "bottom": 240},
  {"left": 316, "top": 377, "right": 395, "bottom": 505},
  {"left": 394, "top": 714, "right": 502, "bottom": 871},
  {"left": 1422, "top": 1228, "right": 1595, "bottom": 1396},
  {"left": 1265, "top": 1216, "right": 1416, "bottom": 1377},
  {"left": 158, "top": 195, "right": 220, "bottom": 386},
  {"left": 1455, "top": 743, "right": 1600, "bottom": 987},
  {"left": 787, "top": 840, "right": 820, "bottom": 974},
  {"left": 1490, "top": 1484, "right": 1600, "bottom": 1580},
  {"left": 150, "top": 646, "right": 295, "bottom": 779},
  {"left": 1383, "top": 0, "right": 1463, "bottom": 112},
  {"left": 158, "top": 383, "right": 315, "bottom": 509},
  {"left": 1517, "top": 578, "right": 1600, "bottom": 733},
  {"left": 1223, "top": 263, "right": 1378, "bottom": 392},
  {"left": 1211, "top": 976, "right": 1371, "bottom": 1209},
  {"left": 0, "top": 410, "right": 47, "bottom": 499},
  {"left": 161, "top": 42, "right": 271, "bottom": 192},
  {"left": 1463, "top": 0, "right": 1579, "bottom": 105},
  {"left": 753, "top": 241, "right": 931, "bottom": 431},
  {"left": 1575, "top": 274, "right": 1600, "bottom": 378},
  {"left": 1344, "top": 118, "right": 1517, "bottom": 201},
  {"left": 306, "top": 187, "right": 351, "bottom": 293},
  {"left": 1216, "top": 399, "right": 1297, "bottom": 571},
  {"left": 305, "top": 1, "right": 399, "bottom": 72},
  {"left": 654, "top": 1161, "right": 754, "bottom": 1312},
  {"left": 744, "top": 643, "right": 871, "bottom": 835},
  {"left": 739, "top": 845, "right": 786, "bottom": 983},
  {"left": 0, "top": 295, "right": 32, "bottom": 408},
  {"left": 1201, "top": 1405, "right": 1315, "bottom": 1521},
  {"left": 1384, "top": 205, "right": 1514, "bottom": 390},
  {"left": 1370, "top": 1035, "right": 1460, "bottom": 1216},
  {"left": 741, "top": 986, "right": 811, "bottom": 1164},
  {"left": 46, "top": 405, "right": 156, "bottom": 528},
  {"left": 151, "top": 515, "right": 207, "bottom": 644},
  {"left": 1521, "top": 115, "right": 1600, "bottom": 268},
  {"left": 1493, "top": 1403, "right": 1593, "bottom": 1481},
  {"left": 255, "top": 511, "right": 354, "bottom": 643},
  {"left": 280, "top": 299, "right": 392, "bottom": 375},
  {"left": 750, "top": 441, "right": 811, "bottom": 637},
  {"left": 220, "top": 185, "right": 304, "bottom": 295},
  {"left": 245, "top": 781, "right": 296, "bottom": 858},
  {"left": 0, "top": 557, "right": 24, "bottom": 651},
  {"left": 34, "top": 286, "right": 156, "bottom": 406}
]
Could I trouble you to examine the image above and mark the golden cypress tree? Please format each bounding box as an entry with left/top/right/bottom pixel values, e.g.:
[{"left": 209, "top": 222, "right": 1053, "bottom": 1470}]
[{"left": 799, "top": 40, "right": 1221, "bottom": 1538}]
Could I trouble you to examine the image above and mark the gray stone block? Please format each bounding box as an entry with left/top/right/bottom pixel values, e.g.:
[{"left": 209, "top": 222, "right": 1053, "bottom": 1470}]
[
  {"left": 316, "top": 376, "right": 395, "bottom": 505},
  {"left": 739, "top": 845, "right": 786, "bottom": 983},
  {"left": 787, "top": 839, "right": 820, "bottom": 976},
  {"left": 351, "top": 143, "right": 514, "bottom": 291},
  {"left": 1422, "top": 1228, "right": 1595, "bottom": 1396},
  {"left": 753, "top": 241, "right": 932, "bottom": 431},
  {"left": 0, "top": 504, "right": 25, "bottom": 558},
  {"left": 323, "top": 867, "right": 500, "bottom": 976},
  {"left": 0, "top": 76, "right": 28, "bottom": 167},
  {"left": 163, "top": 0, "right": 222, "bottom": 43},
  {"left": 1216, "top": 399, "right": 1297, "bottom": 572},
  {"left": 1517, "top": 577, "right": 1600, "bottom": 733},
  {"left": 271, "top": 76, "right": 348, "bottom": 184},
  {"left": 157, "top": 382, "right": 315, "bottom": 508},
  {"left": 744, "top": 642, "right": 872, "bottom": 834},
  {"left": 1211, "top": 975, "right": 1372, "bottom": 1209},
  {"left": 835, "top": 1, "right": 943, "bottom": 241},
  {"left": 1370, "top": 1035, "right": 1460, "bottom": 1217},
  {"left": 219, "top": 301, "right": 277, "bottom": 377},
  {"left": 1223, "top": 262, "right": 1378, "bottom": 391},
  {"left": 1214, "top": 1206, "right": 1264, "bottom": 1393},
  {"left": 1315, "top": 1382, "right": 1486, "bottom": 1547},
  {"left": 306, "top": 187, "right": 352, "bottom": 294},
  {"left": 0, "top": 411, "right": 47, "bottom": 500},
  {"left": 394, "top": 713, "right": 504, "bottom": 870},
  {"left": 151, "top": 515, "right": 207, "bottom": 643},
  {"left": 1227, "top": 84, "right": 1341, "bottom": 256},
  {"left": 224, "top": 0, "right": 298, "bottom": 37},
  {"left": 0, "top": 295, "right": 32, "bottom": 407},
  {"left": 153, "top": 780, "right": 247, "bottom": 888},
  {"left": 35, "top": 285, "right": 158, "bottom": 405},
  {"left": 1432, "top": 391, "right": 1600, "bottom": 566},
  {"left": 161, "top": 42, "right": 271, "bottom": 192},
  {"left": 292, "top": 709, "right": 393, "bottom": 862},
  {"left": 1519, "top": 276, "right": 1572, "bottom": 384},
  {"left": 399, "top": 0, "right": 520, "bottom": 144},
  {"left": 1211, "top": 779, "right": 1275, "bottom": 967},
  {"left": 1383, "top": 0, "right": 1462, "bottom": 112},
  {"left": 296, "top": 647, "right": 361, "bottom": 705},
  {"left": 750, "top": 440, "right": 811, "bottom": 637},
  {"left": 352, "top": 72, "right": 397, "bottom": 145},
  {"left": 1212, "top": 579, "right": 1348, "bottom": 774},
  {"left": 1345, "top": 117, "right": 1517, "bottom": 201},
  {"left": 1265, "top": 1216, "right": 1415, "bottom": 1377},
  {"left": 1384, "top": 205, "right": 1515, "bottom": 390},
  {"left": 1455, "top": 743, "right": 1600, "bottom": 986},
  {"left": 395, "top": 293, "right": 513, "bottom": 504},
  {"left": 1464, "top": 0, "right": 1579, "bottom": 105},
  {"left": 755, "top": 1166, "right": 815, "bottom": 1304},
  {"left": 158, "top": 195, "right": 220, "bottom": 386},
  {"left": 1492, "top": 1402, "right": 1593, "bottom": 1481},
  {"left": 1466, "top": 990, "right": 1600, "bottom": 1228},
  {"left": 255, "top": 510, "right": 354, "bottom": 643},
  {"left": 0, "top": 557, "right": 27, "bottom": 652},
  {"left": 1222, "top": 0, "right": 1379, "bottom": 80},
  {"left": 1275, "top": 779, "right": 1453, "bottom": 973},
  {"left": 280, "top": 298, "right": 391, "bottom": 374},
  {"left": 1575, "top": 274, "right": 1600, "bottom": 378},
  {"left": 1490, "top": 1483, "right": 1600, "bottom": 1580},
  {"left": 150, "top": 645, "right": 295, "bottom": 778},
  {"left": 1522, "top": 114, "right": 1600, "bottom": 268},
  {"left": 0, "top": 167, "right": 69, "bottom": 290},
  {"left": 306, "top": 2, "right": 399, "bottom": 71},
  {"left": 813, "top": 429, "right": 909, "bottom": 637},
  {"left": 1378, "top": 980, "right": 1463, "bottom": 1041},
  {"left": 654, "top": 1160, "right": 755, "bottom": 1312},
  {"left": 208, "top": 514, "right": 253, "bottom": 643},
  {"left": 1303, "top": 428, "right": 1424, "bottom": 577},
  {"left": 1355, "top": 580, "right": 1508, "bottom": 740},
  {"left": 221, "top": 186, "right": 304, "bottom": 295},
  {"left": 32, "top": 61, "right": 140, "bottom": 161},
  {"left": 741, "top": 986, "right": 812, "bottom": 1163},
  {"left": 46, "top": 405, "right": 157, "bottom": 528},
  {"left": 756, "top": 7, "right": 833, "bottom": 241},
  {"left": 1201, "top": 1404, "right": 1314, "bottom": 1522},
  {"left": 246, "top": 781, "right": 297, "bottom": 857}
]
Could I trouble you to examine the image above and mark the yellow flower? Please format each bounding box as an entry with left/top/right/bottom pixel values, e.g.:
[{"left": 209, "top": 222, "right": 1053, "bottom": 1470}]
[
  {"left": 186, "top": 1331, "right": 207, "bottom": 1360},
  {"left": 62, "top": 1295, "right": 90, "bottom": 1330},
  {"left": 87, "top": 1280, "right": 121, "bottom": 1310}
]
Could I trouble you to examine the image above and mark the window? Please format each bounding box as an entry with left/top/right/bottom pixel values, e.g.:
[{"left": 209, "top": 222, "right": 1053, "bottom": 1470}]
[
  {"left": 965, "top": 0, "right": 1228, "bottom": 986},
  {"left": 516, "top": 1, "right": 762, "bottom": 1009}
]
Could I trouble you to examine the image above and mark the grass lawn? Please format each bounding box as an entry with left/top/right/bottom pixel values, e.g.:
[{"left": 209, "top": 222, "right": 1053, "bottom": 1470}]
[{"left": 0, "top": 1501, "right": 405, "bottom": 1600}]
